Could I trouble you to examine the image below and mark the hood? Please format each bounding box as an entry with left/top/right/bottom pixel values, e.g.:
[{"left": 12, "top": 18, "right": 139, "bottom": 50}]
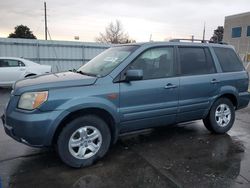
[{"left": 13, "top": 72, "right": 97, "bottom": 95}]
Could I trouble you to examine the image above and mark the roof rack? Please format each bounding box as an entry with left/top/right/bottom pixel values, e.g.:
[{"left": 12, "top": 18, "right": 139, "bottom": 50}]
[{"left": 169, "top": 38, "right": 228, "bottom": 45}]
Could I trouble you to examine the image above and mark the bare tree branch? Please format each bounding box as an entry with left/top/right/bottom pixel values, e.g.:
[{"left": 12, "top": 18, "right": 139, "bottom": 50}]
[{"left": 96, "top": 20, "right": 135, "bottom": 44}]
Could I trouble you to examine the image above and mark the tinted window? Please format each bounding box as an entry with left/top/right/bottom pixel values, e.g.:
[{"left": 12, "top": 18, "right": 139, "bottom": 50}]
[
  {"left": 232, "top": 27, "right": 242, "bottom": 38},
  {"left": 0, "top": 59, "right": 20, "bottom": 67},
  {"left": 247, "top": 26, "right": 250, "bottom": 37},
  {"left": 128, "top": 47, "right": 174, "bottom": 80},
  {"left": 0, "top": 60, "right": 8, "bottom": 67},
  {"left": 214, "top": 47, "right": 244, "bottom": 72},
  {"left": 179, "top": 47, "right": 216, "bottom": 75}
]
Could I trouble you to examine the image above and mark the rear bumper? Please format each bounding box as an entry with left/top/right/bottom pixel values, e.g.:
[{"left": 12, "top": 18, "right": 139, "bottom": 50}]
[{"left": 238, "top": 92, "right": 250, "bottom": 110}]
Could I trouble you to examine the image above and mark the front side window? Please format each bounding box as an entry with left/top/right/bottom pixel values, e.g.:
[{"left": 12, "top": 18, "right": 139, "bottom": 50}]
[
  {"left": 127, "top": 47, "right": 174, "bottom": 80},
  {"left": 8, "top": 60, "right": 20, "bottom": 67},
  {"left": 232, "top": 27, "right": 242, "bottom": 38},
  {"left": 0, "top": 59, "right": 19, "bottom": 67},
  {"left": 213, "top": 47, "right": 244, "bottom": 72},
  {"left": 78, "top": 45, "right": 138, "bottom": 77},
  {"left": 179, "top": 47, "right": 216, "bottom": 75}
]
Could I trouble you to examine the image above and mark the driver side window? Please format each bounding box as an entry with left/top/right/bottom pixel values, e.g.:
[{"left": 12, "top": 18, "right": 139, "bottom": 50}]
[{"left": 128, "top": 47, "right": 174, "bottom": 80}]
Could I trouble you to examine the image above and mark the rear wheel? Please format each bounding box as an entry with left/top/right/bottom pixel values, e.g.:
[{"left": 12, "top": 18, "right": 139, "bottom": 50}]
[
  {"left": 203, "top": 98, "right": 235, "bottom": 134},
  {"left": 57, "top": 115, "right": 111, "bottom": 168}
]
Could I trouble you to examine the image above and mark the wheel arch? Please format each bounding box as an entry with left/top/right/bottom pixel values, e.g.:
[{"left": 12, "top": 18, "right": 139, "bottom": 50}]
[
  {"left": 205, "top": 92, "right": 238, "bottom": 118},
  {"left": 25, "top": 73, "right": 37, "bottom": 77},
  {"left": 218, "top": 93, "right": 238, "bottom": 108},
  {"left": 52, "top": 107, "right": 119, "bottom": 146}
]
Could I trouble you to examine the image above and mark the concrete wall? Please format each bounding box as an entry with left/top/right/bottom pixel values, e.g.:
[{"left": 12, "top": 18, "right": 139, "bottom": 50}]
[
  {"left": 223, "top": 12, "right": 250, "bottom": 62},
  {"left": 0, "top": 38, "right": 111, "bottom": 72}
]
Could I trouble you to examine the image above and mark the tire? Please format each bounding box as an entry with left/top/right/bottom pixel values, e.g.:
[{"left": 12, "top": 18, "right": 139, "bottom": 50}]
[
  {"left": 57, "top": 115, "right": 111, "bottom": 168},
  {"left": 203, "top": 98, "right": 235, "bottom": 134}
]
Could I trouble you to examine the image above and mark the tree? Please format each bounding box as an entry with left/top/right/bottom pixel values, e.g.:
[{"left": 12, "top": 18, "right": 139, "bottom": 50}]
[
  {"left": 8, "top": 25, "right": 37, "bottom": 39},
  {"left": 210, "top": 26, "right": 224, "bottom": 43},
  {"left": 96, "top": 20, "right": 134, "bottom": 44}
]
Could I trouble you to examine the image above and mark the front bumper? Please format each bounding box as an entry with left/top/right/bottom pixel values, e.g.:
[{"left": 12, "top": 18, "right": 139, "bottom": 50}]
[
  {"left": 1, "top": 109, "right": 63, "bottom": 147},
  {"left": 1, "top": 114, "right": 21, "bottom": 143}
]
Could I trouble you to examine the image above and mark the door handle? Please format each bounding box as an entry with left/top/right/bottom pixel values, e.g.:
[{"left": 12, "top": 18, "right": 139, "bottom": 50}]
[
  {"left": 210, "top": 79, "right": 220, "bottom": 84},
  {"left": 165, "top": 83, "right": 177, "bottom": 89},
  {"left": 19, "top": 68, "right": 25, "bottom": 71}
]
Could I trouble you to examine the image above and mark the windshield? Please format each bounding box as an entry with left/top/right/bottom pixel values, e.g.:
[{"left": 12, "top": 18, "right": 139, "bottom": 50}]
[{"left": 77, "top": 45, "right": 138, "bottom": 77}]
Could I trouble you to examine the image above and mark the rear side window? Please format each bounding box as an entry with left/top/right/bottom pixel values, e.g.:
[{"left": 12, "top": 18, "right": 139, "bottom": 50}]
[
  {"left": 179, "top": 47, "right": 216, "bottom": 75},
  {"left": 213, "top": 47, "right": 244, "bottom": 72}
]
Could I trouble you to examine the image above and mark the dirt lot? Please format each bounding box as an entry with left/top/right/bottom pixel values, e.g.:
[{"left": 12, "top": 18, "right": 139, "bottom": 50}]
[{"left": 0, "top": 88, "right": 250, "bottom": 188}]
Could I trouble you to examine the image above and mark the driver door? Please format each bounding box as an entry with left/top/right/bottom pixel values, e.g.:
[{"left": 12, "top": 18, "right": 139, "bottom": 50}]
[{"left": 119, "top": 47, "right": 179, "bottom": 132}]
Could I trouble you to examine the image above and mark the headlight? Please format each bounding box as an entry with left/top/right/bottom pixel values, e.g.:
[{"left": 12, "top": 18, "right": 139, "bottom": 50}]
[{"left": 18, "top": 91, "right": 48, "bottom": 110}]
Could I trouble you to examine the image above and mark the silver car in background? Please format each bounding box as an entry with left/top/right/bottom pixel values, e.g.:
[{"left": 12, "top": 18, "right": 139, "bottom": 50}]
[{"left": 0, "top": 57, "right": 51, "bottom": 87}]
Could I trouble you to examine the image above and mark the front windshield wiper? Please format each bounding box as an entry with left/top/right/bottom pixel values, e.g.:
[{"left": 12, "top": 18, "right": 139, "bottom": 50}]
[{"left": 76, "top": 70, "right": 98, "bottom": 77}]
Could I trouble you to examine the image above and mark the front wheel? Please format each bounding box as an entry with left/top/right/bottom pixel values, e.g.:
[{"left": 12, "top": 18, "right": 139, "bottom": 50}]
[
  {"left": 203, "top": 98, "right": 235, "bottom": 134},
  {"left": 57, "top": 115, "right": 111, "bottom": 168}
]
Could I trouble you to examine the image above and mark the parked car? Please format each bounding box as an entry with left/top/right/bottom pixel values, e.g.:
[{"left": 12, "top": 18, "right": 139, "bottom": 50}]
[
  {"left": 0, "top": 57, "right": 51, "bottom": 87},
  {"left": 1, "top": 41, "right": 250, "bottom": 168}
]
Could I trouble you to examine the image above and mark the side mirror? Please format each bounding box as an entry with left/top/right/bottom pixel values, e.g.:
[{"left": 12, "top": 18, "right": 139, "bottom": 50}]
[
  {"left": 125, "top": 69, "right": 143, "bottom": 82},
  {"left": 69, "top": 69, "right": 77, "bottom": 72}
]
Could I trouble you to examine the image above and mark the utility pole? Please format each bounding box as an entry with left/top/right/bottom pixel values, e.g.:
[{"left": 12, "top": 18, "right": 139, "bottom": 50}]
[
  {"left": 44, "top": 2, "right": 48, "bottom": 40},
  {"left": 149, "top": 34, "right": 152, "bottom": 42},
  {"left": 202, "top": 22, "right": 206, "bottom": 42},
  {"left": 191, "top": 35, "right": 194, "bottom": 42}
]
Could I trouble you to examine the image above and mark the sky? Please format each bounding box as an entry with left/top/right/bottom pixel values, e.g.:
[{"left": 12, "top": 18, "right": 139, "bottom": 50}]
[{"left": 0, "top": 0, "right": 249, "bottom": 42}]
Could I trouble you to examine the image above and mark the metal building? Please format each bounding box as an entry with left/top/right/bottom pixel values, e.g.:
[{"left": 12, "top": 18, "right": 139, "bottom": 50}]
[
  {"left": 0, "top": 37, "right": 111, "bottom": 72},
  {"left": 223, "top": 12, "right": 250, "bottom": 62}
]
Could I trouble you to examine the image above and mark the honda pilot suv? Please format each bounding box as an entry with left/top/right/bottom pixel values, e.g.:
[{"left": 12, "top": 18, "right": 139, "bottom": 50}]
[{"left": 2, "top": 41, "right": 250, "bottom": 168}]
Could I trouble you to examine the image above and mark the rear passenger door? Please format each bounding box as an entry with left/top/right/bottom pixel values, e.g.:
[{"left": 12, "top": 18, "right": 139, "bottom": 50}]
[{"left": 177, "top": 47, "right": 220, "bottom": 122}]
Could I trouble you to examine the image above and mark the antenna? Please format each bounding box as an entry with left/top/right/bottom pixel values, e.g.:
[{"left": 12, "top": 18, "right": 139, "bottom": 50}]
[{"left": 44, "top": 2, "right": 48, "bottom": 40}]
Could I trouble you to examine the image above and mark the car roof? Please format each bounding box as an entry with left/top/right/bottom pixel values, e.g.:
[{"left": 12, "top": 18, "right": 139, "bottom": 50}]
[
  {"left": 0, "top": 57, "right": 38, "bottom": 66},
  {"left": 0, "top": 57, "right": 26, "bottom": 61},
  {"left": 115, "top": 41, "right": 233, "bottom": 49}
]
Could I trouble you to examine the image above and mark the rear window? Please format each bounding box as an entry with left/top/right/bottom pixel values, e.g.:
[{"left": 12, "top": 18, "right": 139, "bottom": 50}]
[{"left": 213, "top": 47, "right": 244, "bottom": 72}]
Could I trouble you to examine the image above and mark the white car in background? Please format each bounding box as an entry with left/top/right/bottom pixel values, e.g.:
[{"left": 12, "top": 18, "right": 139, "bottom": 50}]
[{"left": 0, "top": 57, "right": 51, "bottom": 87}]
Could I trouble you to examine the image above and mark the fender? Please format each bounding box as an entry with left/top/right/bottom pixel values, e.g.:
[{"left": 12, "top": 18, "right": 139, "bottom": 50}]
[
  {"left": 204, "top": 85, "right": 238, "bottom": 117},
  {"left": 56, "top": 96, "right": 119, "bottom": 120},
  {"left": 217, "top": 85, "right": 239, "bottom": 102},
  {"left": 44, "top": 96, "right": 120, "bottom": 145}
]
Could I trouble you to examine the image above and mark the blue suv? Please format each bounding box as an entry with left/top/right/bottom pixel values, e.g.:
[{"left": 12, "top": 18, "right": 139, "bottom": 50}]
[{"left": 2, "top": 41, "right": 250, "bottom": 167}]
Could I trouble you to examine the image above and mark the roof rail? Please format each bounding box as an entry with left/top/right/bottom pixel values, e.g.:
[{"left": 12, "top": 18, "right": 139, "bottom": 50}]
[{"left": 169, "top": 38, "right": 228, "bottom": 45}]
